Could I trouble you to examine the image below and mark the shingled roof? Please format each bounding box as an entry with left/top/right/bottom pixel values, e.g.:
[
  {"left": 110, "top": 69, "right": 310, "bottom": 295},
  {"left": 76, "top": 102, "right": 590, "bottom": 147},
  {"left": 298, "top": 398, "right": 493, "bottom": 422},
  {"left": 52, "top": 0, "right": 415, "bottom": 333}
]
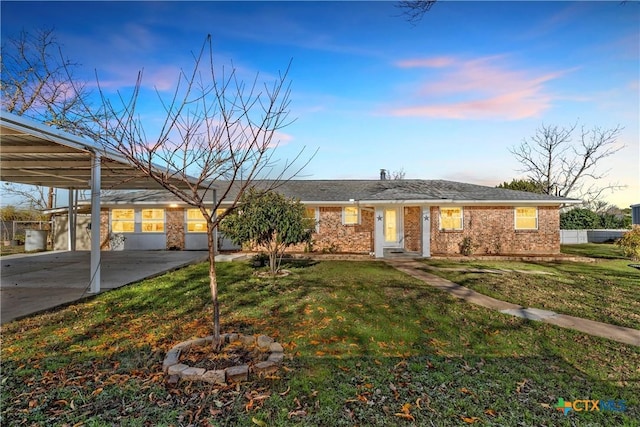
[{"left": 94, "top": 179, "right": 577, "bottom": 206}]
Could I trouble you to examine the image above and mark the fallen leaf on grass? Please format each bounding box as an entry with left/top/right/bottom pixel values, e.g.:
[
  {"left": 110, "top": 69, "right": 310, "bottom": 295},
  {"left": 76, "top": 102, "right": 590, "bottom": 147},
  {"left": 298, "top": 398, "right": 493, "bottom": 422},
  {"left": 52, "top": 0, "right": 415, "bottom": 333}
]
[
  {"left": 288, "top": 410, "right": 307, "bottom": 418},
  {"left": 389, "top": 382, "right": 400, "bottom": 400},
  {"left": 279, "top": 386, "right": 291, "bottom": 396},
  {"left": 91, "top": 387, "right": 103, "bottom": 397},
  {"left": 460, "top": 387, "right": 475, "bottom": 396},
  {"left": 395, "top": 403, "right": 415, "bottom": 422},
  {"left": 516, "top": 379, "right": 529, "bottom": 394},
  {"left": 461, "top": 416, "right": 481, "bottom": 423},
  {"left": 484, "top": 408, "right": 497, "bottom": 417},
  {"left": 251, "top": 417, "right": 267, "bottom": 427}
]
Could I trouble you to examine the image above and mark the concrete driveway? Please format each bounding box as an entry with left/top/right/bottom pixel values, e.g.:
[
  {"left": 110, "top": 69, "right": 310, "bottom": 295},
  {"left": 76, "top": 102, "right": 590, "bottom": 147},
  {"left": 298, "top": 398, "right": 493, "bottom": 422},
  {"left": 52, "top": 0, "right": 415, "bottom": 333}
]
[{"left": 0, "top": 250, "right": 212, "bottom": 324}]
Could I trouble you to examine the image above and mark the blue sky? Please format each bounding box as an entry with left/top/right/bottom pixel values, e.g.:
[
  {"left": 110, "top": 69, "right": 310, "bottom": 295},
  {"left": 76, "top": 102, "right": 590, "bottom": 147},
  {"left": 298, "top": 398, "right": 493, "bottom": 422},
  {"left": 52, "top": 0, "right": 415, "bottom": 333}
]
[{"left": 2, "top": 1, "right": 638, "bottom": 207}]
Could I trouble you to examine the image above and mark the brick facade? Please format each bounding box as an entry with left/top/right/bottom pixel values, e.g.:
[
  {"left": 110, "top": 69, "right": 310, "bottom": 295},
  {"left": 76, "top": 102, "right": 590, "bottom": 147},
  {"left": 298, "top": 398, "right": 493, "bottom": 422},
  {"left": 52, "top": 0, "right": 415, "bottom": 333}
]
[
  {"left": 286, "top": 207, "right": 374, "bottom": 254},
  {"left": 403, "top": 207, "right": 421, "bottom": 252},
  {"left": 429, "top": 206, "right": 560, "bottom": 255},
  {"left": 92, "top": 203, "right": 561, "bottom": 255},
  {"left": 100, "top": 209, "right": 110, "bottom": 250},
  {"left": 166, "top": 208, "right": 185, "bottom": 250}
]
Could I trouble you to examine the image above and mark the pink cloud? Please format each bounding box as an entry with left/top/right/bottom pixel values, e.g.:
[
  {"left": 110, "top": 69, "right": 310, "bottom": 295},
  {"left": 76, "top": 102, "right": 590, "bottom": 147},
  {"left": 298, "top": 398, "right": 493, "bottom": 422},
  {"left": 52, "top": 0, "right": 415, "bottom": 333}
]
[
  {"left": 393, "top": 90, "right": 552, "bottom": 120},
  {"left": 388, "top": 55, "right": 574, "bottom": 120},
  {"left": 396, "top": 56, "right": 455, "bottom": 68}
]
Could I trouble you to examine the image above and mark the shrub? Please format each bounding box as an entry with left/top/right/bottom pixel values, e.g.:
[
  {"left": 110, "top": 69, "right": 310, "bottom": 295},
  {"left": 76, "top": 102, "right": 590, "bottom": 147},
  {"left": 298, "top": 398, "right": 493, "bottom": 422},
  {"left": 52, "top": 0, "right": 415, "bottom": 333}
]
[
  {"left": 459, "top": 237, "right": 477, "bottom": 256},
  {"left": 616, "top": 228, "right": 640, "bottom": 261}
]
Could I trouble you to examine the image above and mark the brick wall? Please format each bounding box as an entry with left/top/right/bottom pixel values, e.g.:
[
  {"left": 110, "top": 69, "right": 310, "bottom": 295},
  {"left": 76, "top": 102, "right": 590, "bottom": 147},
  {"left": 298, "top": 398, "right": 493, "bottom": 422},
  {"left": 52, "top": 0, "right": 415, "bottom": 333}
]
[
  {"left": 286, "top": 207, "right": 374, "bottom": 254},
  {"left": 430, "top": 206, "right": 560, "bottom": 255},
  {"left": 403, "top": 207, "right": 421, "bottom": 252},
  {"left": 166, "top": 208, "right": 185, "bottom": 250},
  {"left": 100, "top": 209, "right": 110, "bottom": 249}
]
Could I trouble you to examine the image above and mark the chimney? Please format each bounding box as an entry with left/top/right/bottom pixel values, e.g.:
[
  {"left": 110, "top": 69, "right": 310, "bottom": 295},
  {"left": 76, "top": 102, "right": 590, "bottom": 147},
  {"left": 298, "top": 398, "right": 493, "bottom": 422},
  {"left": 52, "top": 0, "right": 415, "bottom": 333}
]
[{"left": 380, "top": 169, "right": 387, "bottom": 180}]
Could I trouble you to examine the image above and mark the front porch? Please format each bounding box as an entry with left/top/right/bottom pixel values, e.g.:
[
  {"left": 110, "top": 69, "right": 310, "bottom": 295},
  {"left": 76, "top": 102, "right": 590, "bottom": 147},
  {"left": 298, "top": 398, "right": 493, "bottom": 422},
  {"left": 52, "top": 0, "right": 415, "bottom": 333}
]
[{"left": 372, "top": 205, "right": 431, "bottom": 259}]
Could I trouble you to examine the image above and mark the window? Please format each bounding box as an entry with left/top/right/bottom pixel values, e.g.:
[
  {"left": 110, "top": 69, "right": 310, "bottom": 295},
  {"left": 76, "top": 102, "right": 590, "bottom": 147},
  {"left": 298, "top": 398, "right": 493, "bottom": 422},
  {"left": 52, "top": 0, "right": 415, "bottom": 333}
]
[
  {"left": 515, "top": 207, "right": 538, "bottom": 230},
  {"left": 304, "top": 207, "right": 319, "bottom": 232},
  {"left": 440, "top": 207, "right": 463, "bottom": 230},
  {"left": 186, "top": 208, "right": 211, "bottom": 233},
  {"left": 141, "top": 209, "right": 164, "bottom": 232},
  {"left": 111, "top": 209, "right": 134, "bottom": 233},
  {"left": 342, "top": 207, "right": 360, "bottom": 225}
]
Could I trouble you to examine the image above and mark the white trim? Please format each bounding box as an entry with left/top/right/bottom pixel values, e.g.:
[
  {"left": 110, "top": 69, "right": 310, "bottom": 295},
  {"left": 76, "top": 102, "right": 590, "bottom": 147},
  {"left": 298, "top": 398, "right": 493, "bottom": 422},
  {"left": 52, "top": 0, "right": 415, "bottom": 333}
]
[
  {"left": 356, "top": 199, "right": 576, "bottom": 206},
  {"left": 421, "top": 206, "right": 431, "bottom": 258},
  {"left": 374, "top": 207, "right": 384, "bottom": 258},
  {"left": 49, "top": 198, "right": 575, "bottom": 212}
]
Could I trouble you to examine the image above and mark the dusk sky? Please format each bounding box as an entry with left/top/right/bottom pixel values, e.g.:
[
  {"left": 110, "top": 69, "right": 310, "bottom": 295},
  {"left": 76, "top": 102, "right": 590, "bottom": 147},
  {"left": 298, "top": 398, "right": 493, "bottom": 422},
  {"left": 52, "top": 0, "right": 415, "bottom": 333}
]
[{"left": 2, "top": 1, "right": 638, "bottom": 207}]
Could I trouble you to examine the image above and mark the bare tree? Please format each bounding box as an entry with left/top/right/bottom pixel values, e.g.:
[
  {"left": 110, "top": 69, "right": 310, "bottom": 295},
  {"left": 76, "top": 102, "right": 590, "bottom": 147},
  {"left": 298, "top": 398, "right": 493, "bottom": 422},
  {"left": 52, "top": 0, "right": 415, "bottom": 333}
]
[
  {"left": 1, "top": 27, "right": 93, "bottom": 210},
  {"left": 1, "top": 183, "right": 51, "bottom": 210},
  {"left": 396, "top": 1, "right": 437, "bottom": 25},
  {"left": 510, "top": 122, "right": 625, "bottom": 203},
  {"left": 1, "top": 27, "right": 92, "bottom": 131},
  {"left": 82, "top": 35, "right": 311, "bottom": 347},
  {"left": 391, "top": 168, "right": 406, "bottom": 180}
]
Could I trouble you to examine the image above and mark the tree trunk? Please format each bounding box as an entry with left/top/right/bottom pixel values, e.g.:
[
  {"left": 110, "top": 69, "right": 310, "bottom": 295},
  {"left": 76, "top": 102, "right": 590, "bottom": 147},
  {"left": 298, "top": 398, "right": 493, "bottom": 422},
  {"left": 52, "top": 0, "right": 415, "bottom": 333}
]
[{"left": 207, "top": 223, "right": 220, "bottom": 349}]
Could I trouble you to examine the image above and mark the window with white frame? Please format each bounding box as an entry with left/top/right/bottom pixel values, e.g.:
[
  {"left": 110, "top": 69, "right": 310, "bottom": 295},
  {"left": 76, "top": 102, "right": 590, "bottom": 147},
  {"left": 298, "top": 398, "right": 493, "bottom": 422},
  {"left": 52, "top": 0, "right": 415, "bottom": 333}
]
[
  {"left": 515, "top": 207, "right": 538, "bottom": 230},
  {"left": 440, "top": 207, "right": 463, "bottom": 230},
  {"left": 342, "top": 206, "right": 360, "bottom": 225},
  {"left": 304, "top": 207, "right": 319, "bottom": 232},
  {"left": 111, "top": 209, "right": 135, "bottom": 233},
  {"left": 186, "top": 208, "right": 211, "bottom": 233},
  {"left": 141, "top": 209, "right": 165, "bottom": 232}
]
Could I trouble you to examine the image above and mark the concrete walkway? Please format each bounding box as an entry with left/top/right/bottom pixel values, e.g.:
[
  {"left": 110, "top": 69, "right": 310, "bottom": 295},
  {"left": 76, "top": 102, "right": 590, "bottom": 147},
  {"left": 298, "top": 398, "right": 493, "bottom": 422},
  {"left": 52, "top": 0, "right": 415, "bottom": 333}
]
[
  {"left": 0, "top": 250, "right": 246, "bottom": 325},
  {"left": 387, "top": 259, "right": 640, "bottom": 347}
]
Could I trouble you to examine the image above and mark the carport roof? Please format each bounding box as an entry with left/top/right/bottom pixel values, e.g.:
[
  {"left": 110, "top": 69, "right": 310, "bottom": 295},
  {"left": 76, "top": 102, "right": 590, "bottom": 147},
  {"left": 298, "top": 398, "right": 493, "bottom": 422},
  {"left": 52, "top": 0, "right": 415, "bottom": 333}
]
[{"left": 0, "top": 112, "right": 201, "bottom": 190}]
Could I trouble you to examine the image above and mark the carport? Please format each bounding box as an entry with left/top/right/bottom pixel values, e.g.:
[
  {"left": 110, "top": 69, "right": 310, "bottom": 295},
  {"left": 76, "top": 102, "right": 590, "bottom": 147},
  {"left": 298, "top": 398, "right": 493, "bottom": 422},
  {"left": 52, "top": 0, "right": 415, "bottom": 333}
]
[{"left": 0, "top": 112, "right": 210, "bottom": 295}]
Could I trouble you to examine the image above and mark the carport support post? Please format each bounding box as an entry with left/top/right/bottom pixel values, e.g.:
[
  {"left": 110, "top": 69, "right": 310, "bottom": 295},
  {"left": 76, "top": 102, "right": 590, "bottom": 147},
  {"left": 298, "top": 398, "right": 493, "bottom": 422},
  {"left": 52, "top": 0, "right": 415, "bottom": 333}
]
[
  {"left": 89, "top": 153, "right": 101, "bottom": 293},
  {"left": 67, "top": 189, "right": 76, "bottom": 251}
]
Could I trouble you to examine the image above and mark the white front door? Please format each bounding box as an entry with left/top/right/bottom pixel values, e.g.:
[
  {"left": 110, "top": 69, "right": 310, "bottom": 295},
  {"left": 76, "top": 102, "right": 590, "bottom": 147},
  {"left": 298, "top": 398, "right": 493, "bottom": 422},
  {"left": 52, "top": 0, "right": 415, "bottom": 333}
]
[{"left": 383, "top": 207, "right": 402, "bottom": 247}]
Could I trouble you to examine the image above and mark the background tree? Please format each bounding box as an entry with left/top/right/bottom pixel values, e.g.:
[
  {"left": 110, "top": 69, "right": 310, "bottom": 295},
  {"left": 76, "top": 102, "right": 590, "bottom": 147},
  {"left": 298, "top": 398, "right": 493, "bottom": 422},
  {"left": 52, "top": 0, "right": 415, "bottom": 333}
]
[
  {"left": 496, "top": 179, "right": 545, "bottom": 193},
  {"left": 80, "top": 35, "right": 311, "bottom": 348},
  {"left": 396, "top": 1, "right": 438, "bottom": 24},
  {"left": 510, "top": 122, "right": 624, "bottom": 204},
  {"left": 1, "top": 27, "right": 93, "bottom": 211},
  {"left": 219, "top": 188, "right": 314, "bottom": 275},
  {"left": 391, "top": 168, "right": 406, "bottom": 180},
  {"left": 560, "top": 208, "right": 603, "bottom": 230},
  {"left": 560, "top": 207, "right": 630, "bottom": 230}
]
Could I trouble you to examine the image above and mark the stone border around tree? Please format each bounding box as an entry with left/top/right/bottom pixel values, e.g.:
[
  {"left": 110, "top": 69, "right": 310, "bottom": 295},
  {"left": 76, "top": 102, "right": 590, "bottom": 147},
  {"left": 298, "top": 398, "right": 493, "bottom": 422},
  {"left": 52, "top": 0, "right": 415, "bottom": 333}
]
[{"left": 162, "top": 333, "right": 284, "bottom": 385}]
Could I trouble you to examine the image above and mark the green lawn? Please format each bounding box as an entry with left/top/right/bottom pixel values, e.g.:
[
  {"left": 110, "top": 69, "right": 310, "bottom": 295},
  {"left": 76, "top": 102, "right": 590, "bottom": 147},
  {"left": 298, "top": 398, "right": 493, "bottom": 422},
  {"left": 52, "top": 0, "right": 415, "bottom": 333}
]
[
  {"left": 561, "top": 243, "right": 628, "bottom": 259},
  {"left": 422, "top": 245, "right": 640, "bottom": 331},
  {"left": 2, "top": 260, "right": 638, "bottom": 426}
]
